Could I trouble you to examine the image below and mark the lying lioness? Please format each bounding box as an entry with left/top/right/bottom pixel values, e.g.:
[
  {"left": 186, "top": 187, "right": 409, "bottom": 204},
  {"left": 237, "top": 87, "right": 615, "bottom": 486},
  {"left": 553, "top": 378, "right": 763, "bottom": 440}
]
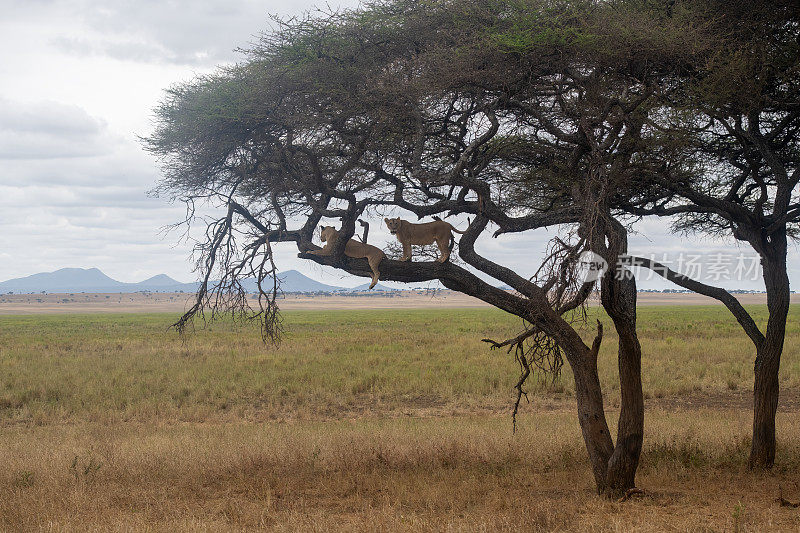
[
  {"left": 309, "top": 226, "right": 385, "bottom": 289},
  {"left": 384, "top": 217, "right": 467, "bottom": 262}
]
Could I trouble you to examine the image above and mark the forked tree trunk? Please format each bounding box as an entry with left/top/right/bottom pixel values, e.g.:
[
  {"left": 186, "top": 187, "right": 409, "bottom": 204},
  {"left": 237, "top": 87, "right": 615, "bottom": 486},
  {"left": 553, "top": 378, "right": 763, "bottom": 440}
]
[
  {"left": 750, "top": 235, "right": 790, "bottom": 468},
  {"left": 550, "top": 272, "right": 644, "bottom": 496}
]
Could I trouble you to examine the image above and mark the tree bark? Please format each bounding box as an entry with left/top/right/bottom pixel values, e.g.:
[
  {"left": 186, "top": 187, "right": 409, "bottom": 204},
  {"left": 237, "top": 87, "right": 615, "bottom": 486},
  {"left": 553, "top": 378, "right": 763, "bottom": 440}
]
[
  {"left": 602, "top": 271, "right": 644, "bottom": 494},
  {"left": 750, "top": 231, "right": 790, "bottom": 468},
  {"left": 570, "top": 331, "right": 615, "bottom": 493}
]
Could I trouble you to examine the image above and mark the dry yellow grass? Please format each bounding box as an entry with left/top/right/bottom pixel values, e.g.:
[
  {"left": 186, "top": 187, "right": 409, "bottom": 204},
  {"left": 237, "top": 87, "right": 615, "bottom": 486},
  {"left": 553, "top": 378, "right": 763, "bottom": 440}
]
[{"left": 2, "top": 410, "right": 800, "bottom": 531}]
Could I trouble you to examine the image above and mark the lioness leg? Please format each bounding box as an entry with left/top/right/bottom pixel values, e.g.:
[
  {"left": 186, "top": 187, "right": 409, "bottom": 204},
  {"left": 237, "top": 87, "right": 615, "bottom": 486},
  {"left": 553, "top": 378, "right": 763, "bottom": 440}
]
[
  {"left": 435, "top": 237, "right": 450, "bottom": 262},
  {"left": 367, "top": 255, "right": 382, "bottom": 289},
  {"left": 402, "top": 242, "right": 412, "bottom": 261}
]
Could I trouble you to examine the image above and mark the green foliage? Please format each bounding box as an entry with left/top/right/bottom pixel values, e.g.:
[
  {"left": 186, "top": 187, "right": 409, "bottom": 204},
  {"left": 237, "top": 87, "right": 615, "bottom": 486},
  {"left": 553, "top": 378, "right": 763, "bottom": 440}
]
[{"left": 483, "top": 0, "right": 598, "bottom": 53}]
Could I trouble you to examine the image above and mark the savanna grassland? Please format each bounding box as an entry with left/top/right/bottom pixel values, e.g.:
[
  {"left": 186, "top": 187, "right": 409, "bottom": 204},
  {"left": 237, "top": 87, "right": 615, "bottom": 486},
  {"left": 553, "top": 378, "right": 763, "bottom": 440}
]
[{"left": 1, "top": 306, "right": 800, "bottom": 531}]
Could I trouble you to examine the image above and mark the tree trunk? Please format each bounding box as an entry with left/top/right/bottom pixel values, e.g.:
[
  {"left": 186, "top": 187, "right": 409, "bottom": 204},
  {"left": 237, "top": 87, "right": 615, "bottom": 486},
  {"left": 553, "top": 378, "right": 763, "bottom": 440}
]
[
  {"left": 750, "top": 234, "right": 790, "bottom": 468},
  {"left": 601, "top": 270, "right": 644, "bottom": 494},
  {"left": 571, "top": 347, "right": 615, "bottom": 493},
  {"left": 531, "top": 308, "right": 616, "bottom": 494},
  {"left": 751, "top": 342, "right": 781, "bottom": 468}
]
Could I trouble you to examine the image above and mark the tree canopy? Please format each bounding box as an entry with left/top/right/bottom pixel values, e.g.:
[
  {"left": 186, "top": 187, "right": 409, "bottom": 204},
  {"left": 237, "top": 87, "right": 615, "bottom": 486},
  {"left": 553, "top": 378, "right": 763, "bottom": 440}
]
[{"left": 145, "top": 0, "right": 708, "bottom": 321}]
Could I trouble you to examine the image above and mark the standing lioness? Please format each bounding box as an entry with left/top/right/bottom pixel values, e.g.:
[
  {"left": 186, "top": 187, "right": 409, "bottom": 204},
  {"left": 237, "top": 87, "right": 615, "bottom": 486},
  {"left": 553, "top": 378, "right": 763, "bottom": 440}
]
[
  {"left": 384, "top": 217, "right": 467, "bottom": 262},
  {"left": 309, "top": 226, "right": 385, "bottom": 289}
]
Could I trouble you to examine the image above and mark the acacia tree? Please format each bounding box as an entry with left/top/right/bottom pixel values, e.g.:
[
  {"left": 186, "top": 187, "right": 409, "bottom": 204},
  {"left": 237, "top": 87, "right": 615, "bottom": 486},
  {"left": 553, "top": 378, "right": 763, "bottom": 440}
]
[
  {"left": 623, "top": 0, "right": 799, "bottom": 468},
  {"left": 146, "top": 0, "right": 703, "bottom": 495}
]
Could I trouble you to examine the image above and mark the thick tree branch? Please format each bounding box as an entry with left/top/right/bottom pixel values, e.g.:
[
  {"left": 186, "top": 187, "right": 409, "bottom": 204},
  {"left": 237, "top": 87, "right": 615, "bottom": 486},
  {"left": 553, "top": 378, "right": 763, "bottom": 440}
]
[
  {"left": 297, "top": 249, "right": 531, "bottom": 317},
  {"left": 457, "top": 216, "right": 541, "bottom": 298}
]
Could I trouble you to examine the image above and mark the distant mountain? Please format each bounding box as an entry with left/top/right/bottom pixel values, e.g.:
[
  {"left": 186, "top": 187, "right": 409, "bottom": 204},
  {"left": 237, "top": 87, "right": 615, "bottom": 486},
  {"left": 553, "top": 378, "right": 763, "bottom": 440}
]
[
  {"left": 0, "top": 267, "right": 350, "bottom": 294},
  {"left": 351, "top": 282, "right": 397, "bottom": 291},
  {"left": 276, "top": 270, "right": 345, "bottom": 292},
  {"left": 140, "top": 274, "right": 184, "bottom": 287},
  {"left": 0, "top": 268, "right": 199, "bottom": 294},
  {"left": 0, "top": 267, "right": 124, "bottom": 293},
  {"left": 33, "top": 267, "right": 118, "bottom": 289}
]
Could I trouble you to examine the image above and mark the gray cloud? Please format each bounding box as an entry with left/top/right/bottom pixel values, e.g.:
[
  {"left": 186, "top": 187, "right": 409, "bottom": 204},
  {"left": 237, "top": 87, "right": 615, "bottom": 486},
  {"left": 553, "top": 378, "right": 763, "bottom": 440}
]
[
  {"left": 40, "top": 0, "right": 358, "bottom": 66},
  {"left": 49, "top": 36, "right": 180, "bottom": 64},
  {"left": 0, "top": 186, "right": 197, "bottom": 282},
  {"left": 0, "top": 99, "right": 113, "bottom": 159}
]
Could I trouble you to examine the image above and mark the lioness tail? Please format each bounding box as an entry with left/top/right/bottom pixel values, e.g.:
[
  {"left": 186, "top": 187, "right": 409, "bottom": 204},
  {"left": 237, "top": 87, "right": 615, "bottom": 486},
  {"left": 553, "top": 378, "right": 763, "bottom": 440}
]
[{"left": 449, "top": 218, "right": 470, "bottom": 234}]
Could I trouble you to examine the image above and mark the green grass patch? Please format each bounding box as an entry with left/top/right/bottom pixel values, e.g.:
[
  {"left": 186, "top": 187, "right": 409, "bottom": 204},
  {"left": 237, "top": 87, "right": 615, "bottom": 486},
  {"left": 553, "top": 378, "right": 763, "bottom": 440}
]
[{"left": 0, "top": 305, "right": 797, "bottom": 423}]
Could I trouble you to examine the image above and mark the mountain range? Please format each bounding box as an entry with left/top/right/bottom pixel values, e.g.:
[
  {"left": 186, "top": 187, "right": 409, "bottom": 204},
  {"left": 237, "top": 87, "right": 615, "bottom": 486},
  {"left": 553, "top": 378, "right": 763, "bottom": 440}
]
[{"left": 0, "top": 268, "right": 397, "bottom": 294}]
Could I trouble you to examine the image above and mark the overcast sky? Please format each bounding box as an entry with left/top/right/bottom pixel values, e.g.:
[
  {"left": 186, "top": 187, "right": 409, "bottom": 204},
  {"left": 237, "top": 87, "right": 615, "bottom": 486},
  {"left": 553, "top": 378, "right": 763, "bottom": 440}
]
[{"left": 0, "top": 0, "right": 796, "bottom": 290}]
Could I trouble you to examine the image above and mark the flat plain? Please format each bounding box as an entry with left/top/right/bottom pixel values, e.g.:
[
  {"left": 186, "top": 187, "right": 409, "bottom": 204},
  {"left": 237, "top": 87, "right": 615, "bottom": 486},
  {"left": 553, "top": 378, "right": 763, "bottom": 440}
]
[
  {"left": 1, "top": 290, "right": 798, "bottom": 314},
  {"left": 1, "top": 300, "right": 799, "bottom": 531}
]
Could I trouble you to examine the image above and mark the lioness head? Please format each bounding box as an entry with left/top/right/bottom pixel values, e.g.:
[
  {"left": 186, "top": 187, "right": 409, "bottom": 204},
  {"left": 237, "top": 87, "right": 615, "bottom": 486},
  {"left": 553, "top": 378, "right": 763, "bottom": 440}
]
[
  {"left": 319, "top": 225, "right": 336, "bottom": 242},
  {"left": 384, "top": 217, "right": 402, "bottom": 235}
]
